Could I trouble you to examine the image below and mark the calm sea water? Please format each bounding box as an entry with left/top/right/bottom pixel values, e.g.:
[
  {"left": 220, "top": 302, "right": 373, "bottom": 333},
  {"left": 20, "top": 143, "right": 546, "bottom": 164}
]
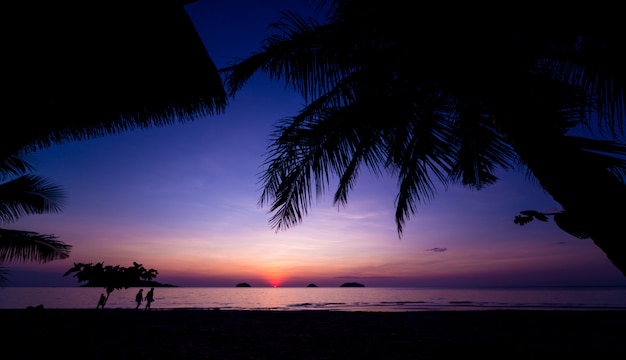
[{"left": 1, "top": 287, "right": 625, "bottom": 311}]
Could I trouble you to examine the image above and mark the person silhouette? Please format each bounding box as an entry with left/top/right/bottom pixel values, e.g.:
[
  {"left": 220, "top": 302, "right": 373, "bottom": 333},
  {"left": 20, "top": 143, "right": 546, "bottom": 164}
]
[
  {"left": 144, "top": 287, "right": 155, "bottom": 311},
  {"left": 97, "top": 293, "right": 106, "bottom": 309},
  {"left": 135, "top": 289, "right": 143, "bottom": 309}
]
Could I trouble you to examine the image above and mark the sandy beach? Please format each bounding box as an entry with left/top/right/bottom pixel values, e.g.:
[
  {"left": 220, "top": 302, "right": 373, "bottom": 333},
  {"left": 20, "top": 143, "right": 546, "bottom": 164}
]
[{"left": 2, "top": 308, "right": 625, "bottom": 359}]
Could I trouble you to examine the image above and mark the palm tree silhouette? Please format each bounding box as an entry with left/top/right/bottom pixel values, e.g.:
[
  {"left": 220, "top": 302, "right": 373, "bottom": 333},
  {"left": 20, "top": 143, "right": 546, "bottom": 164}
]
[
  {"left": 2, "top": 0, "right": 227, "bottom": 159},
  {"left": 221, "top": 1, "right": 626, "bottom": 276},
  {"left": 1, "top": 1, "right": 226, "bottom": 282},
  {"left": 64, "top": 261, "right": 159, "bottom": 307},
  {"left": 0, "top": 155, "right": 71, "bottom": 285}
]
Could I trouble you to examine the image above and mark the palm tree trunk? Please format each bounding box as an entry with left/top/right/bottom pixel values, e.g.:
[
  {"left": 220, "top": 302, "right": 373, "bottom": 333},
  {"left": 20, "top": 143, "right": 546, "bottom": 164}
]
[{"left": 493, "top": 105, "right": 626, "bottom": 278}]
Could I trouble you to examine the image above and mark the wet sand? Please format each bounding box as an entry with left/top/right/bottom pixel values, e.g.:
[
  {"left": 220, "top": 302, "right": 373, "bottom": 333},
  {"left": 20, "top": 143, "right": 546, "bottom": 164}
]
[{"left": 2, "top": 308, "right": 625, "bottom": 359}]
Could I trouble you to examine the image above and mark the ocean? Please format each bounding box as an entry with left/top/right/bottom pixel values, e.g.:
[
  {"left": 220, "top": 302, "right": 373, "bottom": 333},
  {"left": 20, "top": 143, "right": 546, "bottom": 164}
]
[{"left": 1, "top": 286, "right": 625, "bottom": 311}]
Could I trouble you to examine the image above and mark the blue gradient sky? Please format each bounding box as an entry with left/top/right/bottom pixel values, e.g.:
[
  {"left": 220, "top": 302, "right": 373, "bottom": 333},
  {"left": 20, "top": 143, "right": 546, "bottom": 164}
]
[{"left": 6, "top": 0, "right": 626, "bottom": 287}]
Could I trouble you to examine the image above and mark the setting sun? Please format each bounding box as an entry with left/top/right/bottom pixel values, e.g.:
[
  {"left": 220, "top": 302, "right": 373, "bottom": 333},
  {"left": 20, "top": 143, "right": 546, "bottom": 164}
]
[{"left": 265, "top": 275, "right": 284, "bottom": 288}]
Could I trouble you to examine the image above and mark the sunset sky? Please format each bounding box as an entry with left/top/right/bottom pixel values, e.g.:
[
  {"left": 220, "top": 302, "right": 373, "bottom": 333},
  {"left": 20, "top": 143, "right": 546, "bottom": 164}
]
[{"left": 6, "top": 0, "right": 626, "bottom": 288}]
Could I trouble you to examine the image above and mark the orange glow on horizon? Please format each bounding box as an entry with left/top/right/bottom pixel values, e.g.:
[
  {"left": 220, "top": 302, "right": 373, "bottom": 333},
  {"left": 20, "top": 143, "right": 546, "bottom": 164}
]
[{"left": 265, "top": 274, "right": 284, "bottom": 288}]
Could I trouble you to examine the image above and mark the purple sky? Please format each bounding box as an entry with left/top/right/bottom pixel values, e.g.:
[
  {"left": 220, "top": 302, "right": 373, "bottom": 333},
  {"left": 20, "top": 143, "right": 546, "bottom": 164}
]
[{"left": 5, "top": 0, "right": 626, "bottom": 287}]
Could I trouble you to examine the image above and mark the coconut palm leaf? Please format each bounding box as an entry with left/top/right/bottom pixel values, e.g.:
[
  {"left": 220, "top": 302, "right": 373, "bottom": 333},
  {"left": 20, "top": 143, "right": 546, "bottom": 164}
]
[
  {"left": 0, "top": 229, "right": 71, "bottom": 263},
  {"left": 0, "top": 155, "right": 35, "bottom": 181},
  {"left": 1, "top": 153, "right": 69, "bottom": 273},
  {"left": 0, "top": 267, "right": 9, "bottom": 285},
  {"left": 0, "top": 175, "right": 65, "bottom": 223},
  {"left": 540, "top": 31, "right": 626, "bottom": 132},
  {"left": 223, "top": 13, "right": 361, "bottom": 104},
  {"left": 230, "top": 6, "right": 518, "bottom": 234},
  {"left": 223, "top": 0, "right": 626, "bottom": 276},
  {"left": 2, "top": 0, "right": 227, "bottom": 159}
]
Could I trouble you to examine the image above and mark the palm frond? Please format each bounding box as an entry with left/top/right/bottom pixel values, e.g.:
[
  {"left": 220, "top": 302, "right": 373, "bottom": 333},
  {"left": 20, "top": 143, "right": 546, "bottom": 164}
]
[
  {"left": 0, "top": 155, "right": 35, "bottom": 181},
  {"left": 391, "top": 107, "right": 457, "bottom": 235},
  {"left": 222, "top": 14, "right": 361, "bottom": 103},
  {"left": 3, "top": 1, "right": 227, "bottom": 159},
  {"left": 448, "top": 103, "right": 517, "bottom": 188},
  {"left": 0, "top": 175, "right": 65, "bottom": 223},
  {"left": 569, "top": 136, "right": 626, "bottom": 182},
  {"left": 0, "top": 266, "right": 10, "bottom": 286},
  {"left": 541, "top": 30, "right": 626, "bottom": 134},
  {"left": 258, "top": 104, "right": 385, "bottom": 231},
  {"left": 258, "top": 119, "right": 315, "bottom": 231},
  {"left": 0, "top": 228, "right": 71, "bottom": 263},
  {"left": 231, "top": 0, "right": 626, "bottom": 242}
]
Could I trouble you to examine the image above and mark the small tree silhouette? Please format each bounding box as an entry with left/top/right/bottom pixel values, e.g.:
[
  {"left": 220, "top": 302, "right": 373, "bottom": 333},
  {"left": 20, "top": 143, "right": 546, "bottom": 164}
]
[{"left": 64, "top": 261, "right": 158, "bottom": 308}]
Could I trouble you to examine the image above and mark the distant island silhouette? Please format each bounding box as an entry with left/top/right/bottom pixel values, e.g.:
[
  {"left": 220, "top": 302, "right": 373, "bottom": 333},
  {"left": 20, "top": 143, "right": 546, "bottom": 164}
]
[
  {"left": 236, "top": 282, "right": 251, "bottom": 287},
  {"left": 306, "top": 283, "right": 318, "bottom": 287},
  {"left": 340, "top": 282, "right": 365, "bottom": 287}
]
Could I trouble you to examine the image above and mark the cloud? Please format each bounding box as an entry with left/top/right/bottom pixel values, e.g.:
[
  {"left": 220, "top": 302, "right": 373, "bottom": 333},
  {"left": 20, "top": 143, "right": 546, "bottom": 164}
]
[{"left": 425, "top": 247, "right": 447, "bottom": 253}]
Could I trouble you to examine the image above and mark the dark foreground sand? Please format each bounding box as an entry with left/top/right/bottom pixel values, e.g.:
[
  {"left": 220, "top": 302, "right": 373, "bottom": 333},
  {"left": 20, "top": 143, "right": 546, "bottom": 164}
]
[{"left": 2, "top": 308, "right": 625, "bottom": 359}]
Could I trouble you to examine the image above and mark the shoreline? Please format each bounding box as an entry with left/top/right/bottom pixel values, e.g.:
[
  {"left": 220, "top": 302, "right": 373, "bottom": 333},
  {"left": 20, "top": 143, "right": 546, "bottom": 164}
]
[{"left": 2, "top": 309, "right": 625, "bottom": 358}]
